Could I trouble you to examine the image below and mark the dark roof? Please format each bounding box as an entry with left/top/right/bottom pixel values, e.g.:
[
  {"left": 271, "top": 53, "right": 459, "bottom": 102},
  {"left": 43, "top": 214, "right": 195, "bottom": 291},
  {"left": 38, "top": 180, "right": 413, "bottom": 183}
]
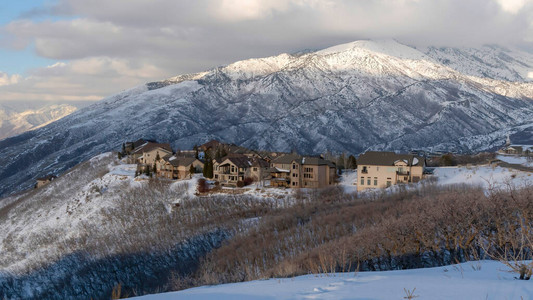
[
  {"left": 163, "top": 156, "right": 201, "bottom": 167},
  {"left": 37, "top": 174, "right": 56, "bottom": 181},
  {"left": 358, "top": 151, "right": 424, "bottom": 166},
  {"left": 296, "top": 156, "right": 335, "bottom": 167},
  {"left": 271, "top": 153, "right": 302, "bottom": 164},
  {"left": 250, "top": 157, "right": 269, "bottom": 168},
  {"left": 132, "top": 142, "right": 172, "bottom": 154},
  {"left": 220, "top": 155, "right": 252, "bottom": 168}
]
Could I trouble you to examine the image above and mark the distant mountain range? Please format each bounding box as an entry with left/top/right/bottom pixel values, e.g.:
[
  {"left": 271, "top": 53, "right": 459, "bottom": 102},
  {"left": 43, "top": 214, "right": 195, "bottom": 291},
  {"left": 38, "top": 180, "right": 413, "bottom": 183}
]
[
  {"left": 0, "top": 103, "right": 79, "bottom": 140},
  {"left": 0, "top": 39, "right": 532, "bottom": 197}
]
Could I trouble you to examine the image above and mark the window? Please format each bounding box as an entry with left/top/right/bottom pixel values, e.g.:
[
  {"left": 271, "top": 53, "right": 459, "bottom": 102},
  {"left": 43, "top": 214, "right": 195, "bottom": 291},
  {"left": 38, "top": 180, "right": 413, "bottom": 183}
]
[
  {"left": 362, "top": 166, "right": 368, "bottom": 174},
  {"left": 374, "top": 177, "right": 378, "bottom": 186},
  {"left": 253, "top": 167, "right": 257, "bottom": 171},
  {"left": 367, "top": 178, "right": 371, "bottom": 185},
  {"left": 361, "top": 177, "right": 364, "bottom": 185},
  {"left": 292, "top": 173, "right": 298, "bottom": 177},
  {"left": 231, "top": 166, "right": 235, "bottom": 172},
  {"left": 293, "top": 164, "right": 297, "bottom": 169}
]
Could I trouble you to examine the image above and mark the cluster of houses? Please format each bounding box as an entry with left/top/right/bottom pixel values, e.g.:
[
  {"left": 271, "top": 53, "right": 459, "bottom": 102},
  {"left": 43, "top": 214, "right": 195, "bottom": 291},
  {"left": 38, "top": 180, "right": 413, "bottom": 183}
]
[
  {"left": 125, "top": 139, "right": 339, "bottom": 189},
  {"left": 31, "top": 135, "right": 533, "bottom": 191},
  {"left": 124, "top": 139, "right": 430, "bottom": 191}
]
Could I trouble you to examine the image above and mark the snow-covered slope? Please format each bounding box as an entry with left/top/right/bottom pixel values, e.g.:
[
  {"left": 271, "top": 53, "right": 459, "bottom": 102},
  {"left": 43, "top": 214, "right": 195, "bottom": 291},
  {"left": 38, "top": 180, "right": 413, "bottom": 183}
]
[
  {"left": 133, "top": 261, "right": 533, "bottom": 300},
  {"left": 1, "top": 39, "right": 533, "bottom": 197},
  {"left": 0, "top": 153, "right": 229, "bottom": 299},
  {"left": 0, "top": 103, "right": 77, "bottom": 140}
]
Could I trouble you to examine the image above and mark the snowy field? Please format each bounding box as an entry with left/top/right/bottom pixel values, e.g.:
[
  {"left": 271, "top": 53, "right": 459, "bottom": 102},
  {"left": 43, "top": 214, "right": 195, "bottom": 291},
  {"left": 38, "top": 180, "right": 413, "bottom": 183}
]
[
  {"left": 497, "top": 154, "right": 533, "bottom": 168},
  {"left": 134, "top": 261, "right": 533, "bottom": 300}
]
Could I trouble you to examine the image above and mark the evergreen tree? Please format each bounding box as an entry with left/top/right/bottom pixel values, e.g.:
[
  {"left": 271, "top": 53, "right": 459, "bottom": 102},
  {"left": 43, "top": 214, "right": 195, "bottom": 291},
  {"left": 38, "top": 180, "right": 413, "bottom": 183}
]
[
  {"left": 194, "top": 145, "right": 199, "bottom": 159},
  {"left": 215, "top": 147, "right": 222, "bottom": 160},
  {"left": 189, "top": 164, "right": 195, "bottom": 178},
  {"left": 336, "top": 153, "right": 345, "bottom": 171},
  {"left": 118, "top": 152, "right": 122, "bottom": 159},
  {"left": 207, "top": 160, "right": 214, "bottom": 178},
  {"left": 145, "top": 165, "right": 150, "bottom": 176},
  {"left": 203, "top": 151, "right": 210, "bottom": 177},
  {"left": 347, "top": 155, "right": 357, "bottom": 169},
  {"left": 122, "top": 143, "right": 126, "bottom": 155}
]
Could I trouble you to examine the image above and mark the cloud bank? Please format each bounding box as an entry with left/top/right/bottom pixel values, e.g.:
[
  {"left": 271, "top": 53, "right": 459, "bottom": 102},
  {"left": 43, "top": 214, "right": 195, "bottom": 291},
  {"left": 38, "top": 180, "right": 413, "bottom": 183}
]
[{"left": 1, "top": 0, "right": 533, "bottom": 102}]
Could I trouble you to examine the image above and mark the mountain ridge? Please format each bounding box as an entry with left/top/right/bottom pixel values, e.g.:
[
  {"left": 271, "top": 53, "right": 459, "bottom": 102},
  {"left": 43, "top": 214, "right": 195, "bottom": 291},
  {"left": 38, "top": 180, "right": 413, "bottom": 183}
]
[{"left": 0, "top": 39, "right": 532, "bottom": 197}]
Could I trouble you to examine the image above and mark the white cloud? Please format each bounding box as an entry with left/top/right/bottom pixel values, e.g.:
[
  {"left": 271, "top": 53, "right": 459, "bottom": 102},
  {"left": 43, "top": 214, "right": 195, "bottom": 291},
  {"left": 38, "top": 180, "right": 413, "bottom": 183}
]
[
  {"left": 496, "top": 0, "right": 532, "bottom": 13},
  {"left": 0, "top": 58, "right": 165, "bottom": 102},
  {"left": 1, "top": 0, "right": 533, "bottom": 103},
  {"left": 0, "top": 72, "right": 22, "bottom": 86}
]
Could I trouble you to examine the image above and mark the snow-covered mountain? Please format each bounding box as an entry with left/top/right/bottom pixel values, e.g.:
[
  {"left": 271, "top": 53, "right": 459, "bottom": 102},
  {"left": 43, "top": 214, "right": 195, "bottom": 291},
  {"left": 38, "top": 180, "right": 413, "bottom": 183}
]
[
  {"left": 1, "top": 39, "right": 533, "bottom": 197},
  {"left": 0, "top": 103, "right": 78, "bottom": 140}
]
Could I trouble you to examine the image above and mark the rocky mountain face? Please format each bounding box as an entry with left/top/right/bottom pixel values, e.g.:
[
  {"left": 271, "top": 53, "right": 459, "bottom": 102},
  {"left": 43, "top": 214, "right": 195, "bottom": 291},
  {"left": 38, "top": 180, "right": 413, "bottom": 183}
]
[
  {"left": 0, "top": 103, "right": 78, "bottom": 140},
  {"left": 1, "top": 39, "right": 532, "bottom": 197}
]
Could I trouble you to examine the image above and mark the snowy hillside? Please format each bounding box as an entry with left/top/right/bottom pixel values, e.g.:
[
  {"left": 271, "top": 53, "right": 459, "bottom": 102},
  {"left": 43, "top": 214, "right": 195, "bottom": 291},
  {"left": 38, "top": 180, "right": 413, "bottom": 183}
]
[
  {"left": 1, "top": 39, "right": 533, "bottom": 197},
  {"left": 134, "top": 261, "right": 532, "bottom": 300},
  {"left": 0, "top": 153, "right": 232, "bottom": 299}
]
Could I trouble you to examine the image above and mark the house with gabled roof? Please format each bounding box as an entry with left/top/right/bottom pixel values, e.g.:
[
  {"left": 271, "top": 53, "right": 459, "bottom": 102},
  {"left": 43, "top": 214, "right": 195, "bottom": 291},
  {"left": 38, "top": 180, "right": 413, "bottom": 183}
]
[
  {"left": 212, "top": 154, "right": 270, "bottom": 186},
  {"left": 131, "top": 142, "right": 173, "bottom": 166},
  {"left": 156, "top": 155, "right": 204, "bottom": 180},
  {"left": 357, "top": 151, "right": 425, "bottom": 191},
  {"left": 270, "top": 154, "right": 336, "bottom": 188}
]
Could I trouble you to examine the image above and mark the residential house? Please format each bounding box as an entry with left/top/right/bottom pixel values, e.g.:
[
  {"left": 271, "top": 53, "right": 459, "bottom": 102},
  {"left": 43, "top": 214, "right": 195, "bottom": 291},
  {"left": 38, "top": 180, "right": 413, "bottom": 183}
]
[
  {"left": 213, "top": 154, "right": 251, "bottom": 186},
  {"left": 35, "top": 175, "right": 57, "bottom": 188},
  {"left": 270, "top": 154, "right": 337, "bottom": 188},
  {"left": 132, "top": 142, "right": 173, "bottom": 167},
  {"left": 498, "top": 145, "right": 533, "bottom": 156},
  {"left": 212, "top": 154, "right": 269, "bottom": 186},
  {"left": 249, "top": 157, "right": 271, "bottom": 182},
  {"left": 357, "top": 151, "right": 425, "bottom": 191},
  {"left": 156, "top": 155, "right": 204, "bottom": 179}
]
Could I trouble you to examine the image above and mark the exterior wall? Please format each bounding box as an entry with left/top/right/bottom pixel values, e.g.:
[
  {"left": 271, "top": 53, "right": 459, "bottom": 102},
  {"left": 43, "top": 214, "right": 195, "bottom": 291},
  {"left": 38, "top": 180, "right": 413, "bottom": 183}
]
[
  {"left": 357, "top": 164, "right": 424, "bottom": 191},
  {"left": 250, "top": 166, "right": 270, "bottom": 181},
  {"left": 36, "top": 180, "right": 50, "bottom": 188},
  {"left": 142, "top": 148, "right": 172, "bottom": 165},
  {"left": 213, "top": 160, "right": 248, "bottom": 186},
  {"left": 290, "top": 161, "right": 301, "bottom": 188}
]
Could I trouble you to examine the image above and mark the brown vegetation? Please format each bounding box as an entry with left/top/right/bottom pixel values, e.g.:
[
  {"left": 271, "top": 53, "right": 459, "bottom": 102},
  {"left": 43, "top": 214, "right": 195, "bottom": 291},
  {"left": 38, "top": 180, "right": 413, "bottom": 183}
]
[{"left": 185, "top": 183, "right": 533, "bottom": 287}]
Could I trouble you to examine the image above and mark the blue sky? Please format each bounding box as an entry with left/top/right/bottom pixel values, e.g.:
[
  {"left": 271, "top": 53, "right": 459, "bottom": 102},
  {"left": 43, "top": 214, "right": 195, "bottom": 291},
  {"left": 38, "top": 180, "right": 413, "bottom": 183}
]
[
  {"left": 0, "top": 0, "right": 532, "bottom": 103},
  {"left": 0, "top": 1, "right": 60, "bottom": 75}
]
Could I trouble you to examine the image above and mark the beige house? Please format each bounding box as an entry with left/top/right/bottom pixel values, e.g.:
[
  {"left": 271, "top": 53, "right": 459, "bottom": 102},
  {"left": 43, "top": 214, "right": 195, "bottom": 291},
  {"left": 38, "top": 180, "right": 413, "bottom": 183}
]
[
  {"left": 213, "top": 155, "right": 250, "bottom": 186},
  {"left": 270, "top": 154, "right": 337, "bottom": 188},
  {"left": 132, "top": 142, "right": 173, "bottom": 166},
  {"left": 35, "top": 175, "right": 57, "bottom": 188},
  {"left": 212, "top": 154, "right": 270, "bottom": 186},
  {"left": 357, "top": 151, "right": 425, "bottom": 191},
  {"left": 156, "top": 155, "right": 204, "bottom": 179}
]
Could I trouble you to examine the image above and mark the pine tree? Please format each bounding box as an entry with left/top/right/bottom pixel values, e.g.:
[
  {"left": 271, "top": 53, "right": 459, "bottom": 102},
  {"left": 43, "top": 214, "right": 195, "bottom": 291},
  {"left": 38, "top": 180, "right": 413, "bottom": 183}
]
[
  {"left": 207, "top": 160, "right": 214, "bottom": 178},
  {"left": 189, "top": 164, "right": 195, "bottom": 178},
  {"left": 203, "top": 151, "right": 209, "bottom": 177},
  {"left": 347, "top": 155, "right": 357, "bottom": 169},
  {"left": 122, "top": 143, "right": 126, "bottom": 155},
  {"left": 194, "top": 145, "right": 199, "bottom": 159},
  {"left": 336, "top": 153, "right": 345, "bottom": 171},
  {"left": 215, "top": 147, "right": 222, "bottom": 160}
]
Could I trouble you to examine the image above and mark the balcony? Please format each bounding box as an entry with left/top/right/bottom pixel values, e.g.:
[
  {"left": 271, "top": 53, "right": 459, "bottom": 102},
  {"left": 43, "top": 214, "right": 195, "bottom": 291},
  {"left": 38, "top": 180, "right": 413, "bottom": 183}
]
[{"left": 396, "top": 170, "right": 410, "bottom": 176}]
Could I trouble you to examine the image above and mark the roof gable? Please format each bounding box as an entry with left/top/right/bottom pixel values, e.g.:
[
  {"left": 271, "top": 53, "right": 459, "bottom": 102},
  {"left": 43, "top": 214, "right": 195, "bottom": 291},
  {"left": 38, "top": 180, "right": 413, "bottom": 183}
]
[{"left": 358, "top": 151, "right": 424, "bottom": 167}]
